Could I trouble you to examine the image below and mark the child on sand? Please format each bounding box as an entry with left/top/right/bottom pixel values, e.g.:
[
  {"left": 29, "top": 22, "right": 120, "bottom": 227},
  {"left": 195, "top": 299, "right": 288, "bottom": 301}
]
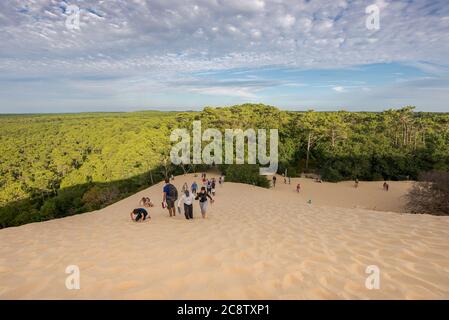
[
  {"left": 296, "top": 183, "right": 301, "bottom": 193},
  {"left": 272, "top": 176, "right": 277, "bottom": 188},
  {"left": 177, "top": 190, "right": 195, "bottom": 220},
  {"left": 139, "top": 197, "right": 153, "bottom": 208},
  {"left": 354, "top": 178, "right": 359, "bottom": 188},
  {"left": 130, "top": 208, "right": 149, "bottom": 222},
  {"left": 195, "top": 187, "right": 214, "bottom": 218}
]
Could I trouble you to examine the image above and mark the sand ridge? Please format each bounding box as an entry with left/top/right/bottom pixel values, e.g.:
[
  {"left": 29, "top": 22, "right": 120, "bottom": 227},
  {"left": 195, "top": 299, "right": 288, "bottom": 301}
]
[{"left": 1, "top": 174, "right": 448, "bottom": 299}]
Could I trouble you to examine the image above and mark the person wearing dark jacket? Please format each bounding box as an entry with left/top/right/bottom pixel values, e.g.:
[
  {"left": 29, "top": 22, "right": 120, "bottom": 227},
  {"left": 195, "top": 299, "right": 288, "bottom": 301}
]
[
  {"left": 195, "top": 187, "right": 214, "bottom": 218},
  {"left": 130, "top": 208, "right": 149, "bottom": 222}
]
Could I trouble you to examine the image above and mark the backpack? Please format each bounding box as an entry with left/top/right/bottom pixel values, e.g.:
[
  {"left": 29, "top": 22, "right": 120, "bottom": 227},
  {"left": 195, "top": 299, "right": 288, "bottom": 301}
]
[{"left": 166, "top": 183, "right": 178, "bottom": 201}]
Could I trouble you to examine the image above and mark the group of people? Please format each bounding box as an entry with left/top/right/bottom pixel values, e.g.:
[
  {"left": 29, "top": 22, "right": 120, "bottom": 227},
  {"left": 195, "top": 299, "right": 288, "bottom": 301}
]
[
  {"left": 130, "top": 173, "right": 224, "bottom": 222},
  {"left": 273, "top": 175, "right": 390, "bottom": 194},
  {"left": 282, "top": 173, "right": 291, "bottom": 184},
  {"left": 354, "top": 179, "right": 391, "bottom": 191},
  {"left": 166, "top": 174, "right": 222, "bottom": 220}
]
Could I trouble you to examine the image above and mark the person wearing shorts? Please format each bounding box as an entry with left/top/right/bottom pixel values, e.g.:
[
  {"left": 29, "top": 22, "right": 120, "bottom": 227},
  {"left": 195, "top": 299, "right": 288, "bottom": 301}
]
[
  {"left": 163, "top": 178, "right": 177, "bottom": 217},
  {"left": 130, "top": 208, "right": 149, "bottom": 222}
]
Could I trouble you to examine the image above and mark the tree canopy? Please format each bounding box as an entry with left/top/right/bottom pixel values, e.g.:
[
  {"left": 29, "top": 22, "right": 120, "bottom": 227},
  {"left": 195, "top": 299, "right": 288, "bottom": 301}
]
[{"left": 1, "top": 104, "right": 448, "bottom": 227}]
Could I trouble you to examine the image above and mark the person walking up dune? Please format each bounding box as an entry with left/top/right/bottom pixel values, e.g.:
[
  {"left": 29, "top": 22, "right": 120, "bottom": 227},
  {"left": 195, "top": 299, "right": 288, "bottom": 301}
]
[
  {"left": 163, "top": 178, "right": 178, "bottom": 217},
  {"left": 195, "top": 187, "right": 214, "bottom": 219},
  {"left": 206, "top": 179, "right": 212, "bottom": 195},
  {"left": 177, "top": 190, "right": 195, "bottom": 220},
  {"left": 211, "top": 178, "right": 216, "bottom": 196},
  {"left": 191, "top": 181, "right": 198, "bottom": 194}
]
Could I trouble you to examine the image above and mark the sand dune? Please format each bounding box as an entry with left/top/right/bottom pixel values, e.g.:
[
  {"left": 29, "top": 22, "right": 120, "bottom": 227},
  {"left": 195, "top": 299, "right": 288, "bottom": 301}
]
[{"left": 1, "top": 174, "right": 449, "bottom": 299}]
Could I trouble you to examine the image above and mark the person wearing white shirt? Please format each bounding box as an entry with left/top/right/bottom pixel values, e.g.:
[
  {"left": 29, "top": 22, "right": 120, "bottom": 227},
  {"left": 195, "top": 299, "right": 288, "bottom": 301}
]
[{"left": 177, "top": 190, "right": 195, "bottom": 220}]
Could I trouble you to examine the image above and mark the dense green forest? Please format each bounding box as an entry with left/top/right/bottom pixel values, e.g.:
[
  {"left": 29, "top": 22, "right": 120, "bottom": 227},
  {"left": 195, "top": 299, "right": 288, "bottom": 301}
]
[{"left": 1, "top": 104, "right": 448, "bottom": 227}]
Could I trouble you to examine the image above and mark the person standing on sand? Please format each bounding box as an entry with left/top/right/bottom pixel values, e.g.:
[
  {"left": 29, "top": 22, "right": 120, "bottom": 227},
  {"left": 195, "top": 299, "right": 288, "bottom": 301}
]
[
  {"left": 182, "top": 182, "right": 188, "bottom": 193},
  {"left": 383, "top": 181, "right": 389, "bottom": 191},
  {"left": 211, "top": 179, "right": 216, "bottom": 196},
  {"left": 195, "top": 187, "right": 214, "bottom": 218},
  {"left": 177, "top": 190, "right": 195, "bottom": 220},
  {"left": 206, "top": 179, "right": 212, "bottom": 195},
  {"left": 191, "top": 181, "right": 198, "bottom": 194},
  {"left": 272, "top": 175, "right": 277, "bottom": 188},
  {"left": 354, "top": 178, "right": 359, "bottom": 188},
  {"left": 163, "top": 178, "right": 178, "bottom": 217},
  {"left": 296, "top": 183, "right": 301, "bottom": 193}
]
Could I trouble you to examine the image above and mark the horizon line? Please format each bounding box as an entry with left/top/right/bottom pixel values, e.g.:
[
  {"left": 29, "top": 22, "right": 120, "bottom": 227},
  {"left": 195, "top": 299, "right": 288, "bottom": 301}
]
[{"left": 1, "top": 105, "right": 448, "bottom": 115}]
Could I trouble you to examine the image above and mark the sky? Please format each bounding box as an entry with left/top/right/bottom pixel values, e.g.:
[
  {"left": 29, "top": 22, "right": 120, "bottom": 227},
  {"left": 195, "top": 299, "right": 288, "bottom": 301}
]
[{"left": 0, "top": 0, "right": 449, "bottom": 113}]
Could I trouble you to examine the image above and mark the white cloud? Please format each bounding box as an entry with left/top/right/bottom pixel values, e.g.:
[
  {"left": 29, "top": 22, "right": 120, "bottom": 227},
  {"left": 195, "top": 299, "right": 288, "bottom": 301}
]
[
  {"left": 223, "top": 0, "right": 266, "bottom": 12},
  {"left": 333, "top": 86, "right": 346, "bottom": 93},
  {"left": 0, "top": 0, "right": 447, "bottom": 77},
  {"left": 189, "top": 87, "right": 258, "bottom": 99},
  {"left": 0, "top": 0, "right": 449, "bottom": 111},
  {"left": 279, "top": 14, "right": 296, "bottom": 29}
]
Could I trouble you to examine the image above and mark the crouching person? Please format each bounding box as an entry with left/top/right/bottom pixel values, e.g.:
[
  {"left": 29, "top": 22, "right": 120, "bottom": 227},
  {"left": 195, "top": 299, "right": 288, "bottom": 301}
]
[{"left": 130, "top": 208, "right": 150, "bottom": 222}]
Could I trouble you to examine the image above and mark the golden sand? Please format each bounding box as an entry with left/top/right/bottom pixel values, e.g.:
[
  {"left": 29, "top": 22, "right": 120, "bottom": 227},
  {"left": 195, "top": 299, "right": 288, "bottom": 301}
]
[{"left": 1, "top": 174, "right": 448, "bottom": 299}]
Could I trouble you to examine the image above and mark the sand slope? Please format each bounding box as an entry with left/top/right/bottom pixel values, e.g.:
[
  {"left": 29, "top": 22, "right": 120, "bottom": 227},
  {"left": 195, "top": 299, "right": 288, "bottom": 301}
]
[{"left": 1, "top": 174, "right": 449, "bottom": 299}]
